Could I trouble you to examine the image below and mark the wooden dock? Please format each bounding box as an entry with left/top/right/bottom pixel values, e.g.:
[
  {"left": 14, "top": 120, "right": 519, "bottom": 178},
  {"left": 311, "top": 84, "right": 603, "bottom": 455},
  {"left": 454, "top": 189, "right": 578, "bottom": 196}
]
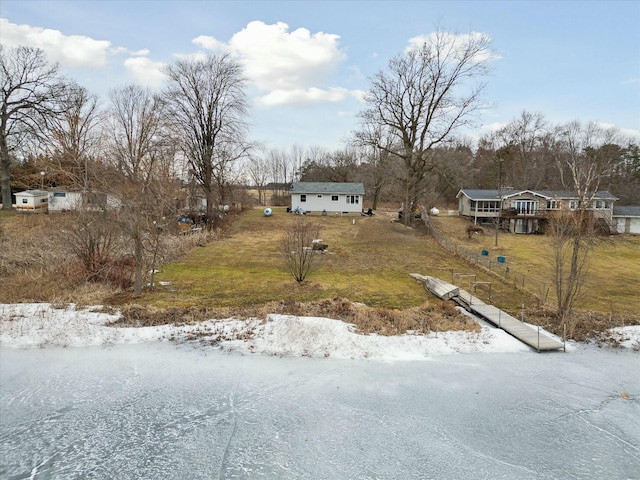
[{"left": 411, "top": 274, "right": 564, "bottom": 352}]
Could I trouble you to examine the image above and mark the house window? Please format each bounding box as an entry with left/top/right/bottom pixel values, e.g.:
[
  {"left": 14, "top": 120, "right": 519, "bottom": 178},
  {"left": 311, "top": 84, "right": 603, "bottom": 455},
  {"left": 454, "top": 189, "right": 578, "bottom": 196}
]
[
  {"left": 346, "top": 195, "right": 359, "bottom": 205},
  {"left": 475, "top": 201, "right": 500, "bottom": 212},
  {"left": 41, "top": 198, "right": 48, "bottom": 203},
  {"left": 569, "top": 200, "right": 580, "bottom": 210},
  {"left": 512, "top": 200, "right": 537, "bottom": 215},
  {"left": 546, "top": 200, "right": 559, "bottom": 210},
  {"left": 300, "top": 194, "right": 307, "bottom": 202},
  {"left": 331, "top": 195, "right": 339, "bottom": 202},
  {"left": 54, "top": 192, "right": 66, "bottom": 197},
  {"left": 22, "top": 199, "right": 27, "bottom": 204}
]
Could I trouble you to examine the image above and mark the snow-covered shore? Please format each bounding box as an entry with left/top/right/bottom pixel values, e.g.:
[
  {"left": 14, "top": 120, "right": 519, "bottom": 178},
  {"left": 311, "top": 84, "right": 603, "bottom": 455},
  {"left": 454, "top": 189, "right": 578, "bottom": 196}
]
[{"left": 1, "top": 303, "right": 638, "bottom": 358}]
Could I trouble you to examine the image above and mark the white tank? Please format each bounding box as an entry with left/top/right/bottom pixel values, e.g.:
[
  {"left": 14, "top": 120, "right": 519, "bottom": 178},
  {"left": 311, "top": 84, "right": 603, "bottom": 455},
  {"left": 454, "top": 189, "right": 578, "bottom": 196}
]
[{"left": 429, "top": 207, "right": 440, "bottom": 216}]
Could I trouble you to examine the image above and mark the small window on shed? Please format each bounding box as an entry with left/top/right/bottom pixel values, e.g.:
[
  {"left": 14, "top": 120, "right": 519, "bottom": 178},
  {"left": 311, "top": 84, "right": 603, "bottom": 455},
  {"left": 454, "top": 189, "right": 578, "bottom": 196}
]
[
  {"left": 22, "top": 198, "right": 28, "bottom": 204},
  {"left": 331, "top": 195, "right": 338, "bottom": 201},
  {"left": 41, "top": 198, "right": 48, "bottom": 203},
  {"left": 300, "top": 194, "right": 307, "bottom": 202}
]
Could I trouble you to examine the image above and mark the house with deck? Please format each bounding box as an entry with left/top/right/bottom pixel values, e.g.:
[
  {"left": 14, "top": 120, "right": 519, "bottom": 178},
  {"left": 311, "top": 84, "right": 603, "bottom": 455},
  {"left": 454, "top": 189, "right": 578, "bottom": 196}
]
[
  {"left": 456, "top": 189, "right": 618, "bottom": 234},
  {"left": 290, "top": 182, "right": 365, "bottom": 215}
]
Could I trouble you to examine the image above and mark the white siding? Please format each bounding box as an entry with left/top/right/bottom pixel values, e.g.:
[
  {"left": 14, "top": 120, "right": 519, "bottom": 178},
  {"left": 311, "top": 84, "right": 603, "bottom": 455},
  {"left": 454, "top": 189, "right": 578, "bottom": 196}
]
[
  {"left": 48, "top": 192, "right": 83, "bottom": 211},
  {"left": 616, "top": 217, "right": 640, "bottom": 234},
  {"left": 292, "top": 193, "right": 361, "bottom": 214}
]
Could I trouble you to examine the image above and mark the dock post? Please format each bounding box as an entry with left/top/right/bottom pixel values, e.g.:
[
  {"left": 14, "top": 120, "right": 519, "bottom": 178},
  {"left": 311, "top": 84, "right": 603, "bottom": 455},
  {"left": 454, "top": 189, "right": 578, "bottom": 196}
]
[
  {"left": 563, "top": 324, "right": 566, "bottom": 352},
  {"left": 537, "top": 326, "right": 540, "bottom": 352}
]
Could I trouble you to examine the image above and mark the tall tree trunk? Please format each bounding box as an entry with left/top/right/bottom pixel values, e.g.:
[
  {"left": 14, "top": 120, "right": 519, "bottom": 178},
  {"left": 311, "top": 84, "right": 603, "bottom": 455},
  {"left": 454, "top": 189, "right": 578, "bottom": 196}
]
[
  {"left": 1, "top": 147, "right": 11, "bottom": 209},
  {"left": 134, "top": 235, "right": 143, "bottom": 296}
]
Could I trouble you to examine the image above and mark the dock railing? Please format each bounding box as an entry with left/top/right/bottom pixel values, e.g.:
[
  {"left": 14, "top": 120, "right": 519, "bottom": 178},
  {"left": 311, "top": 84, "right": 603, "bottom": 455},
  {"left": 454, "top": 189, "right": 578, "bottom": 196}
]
[{"left": 420, "top": 208, "right": 550, "bottom": 302}]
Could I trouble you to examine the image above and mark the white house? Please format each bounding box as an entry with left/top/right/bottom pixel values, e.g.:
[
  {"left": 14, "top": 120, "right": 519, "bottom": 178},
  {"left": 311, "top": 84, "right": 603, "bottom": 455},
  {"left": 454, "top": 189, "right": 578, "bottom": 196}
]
[
  {"left": 456, "top": 188, "right": 618, "bottom": 234},
  {"left": 290, "top": 182, "right": 365, "bottom": 215},
  {"left": 15, "top": 190, "right": 49, "bottom": 213},
  {"left": 613, "top": 206, "right": 640, "bottom": 234}
]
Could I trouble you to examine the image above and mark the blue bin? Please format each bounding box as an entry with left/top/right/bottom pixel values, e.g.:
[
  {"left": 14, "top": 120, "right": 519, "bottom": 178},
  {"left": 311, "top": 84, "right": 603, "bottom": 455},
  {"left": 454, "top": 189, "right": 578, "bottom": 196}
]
[
  {"left": 481, "top": 250, "right": 489, "bottom": 256},
  {"left": 497, "top": 256, "right": 506, "bottom": 263}
]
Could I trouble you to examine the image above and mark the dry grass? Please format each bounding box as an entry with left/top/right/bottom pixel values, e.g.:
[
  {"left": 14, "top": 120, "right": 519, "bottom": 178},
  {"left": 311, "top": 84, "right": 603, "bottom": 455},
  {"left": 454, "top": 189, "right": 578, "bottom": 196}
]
[
  {"left": 111, "top": 296, "right": 478, "bottom": 336},
  {"left": 3, "top": 208, "right": 636, "bottom": 340},
  {"left": 430, "top": 215, "right": 640, "bottom": 317}
]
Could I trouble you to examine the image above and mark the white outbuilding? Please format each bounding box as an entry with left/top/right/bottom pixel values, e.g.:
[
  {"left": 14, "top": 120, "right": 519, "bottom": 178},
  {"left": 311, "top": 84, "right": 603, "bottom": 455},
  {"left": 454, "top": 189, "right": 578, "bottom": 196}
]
[
  {"left": 15, "top": 190, "right": 49, "bottom": 213},
  {"left": 613, "top": 206, "right": 640, "bottom": 234}
]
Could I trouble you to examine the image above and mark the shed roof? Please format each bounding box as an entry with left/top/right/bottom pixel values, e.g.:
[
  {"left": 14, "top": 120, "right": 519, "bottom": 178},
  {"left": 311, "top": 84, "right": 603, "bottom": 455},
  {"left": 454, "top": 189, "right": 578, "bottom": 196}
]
[
  {"left": 613, "top": 206, "right": 640, "bottom": 217},
  {"left": 290, "top": 182, "right": 365, "bottom": 195},
  {"left": 15, "top": 190, "right": 48, "bottom": 197}
]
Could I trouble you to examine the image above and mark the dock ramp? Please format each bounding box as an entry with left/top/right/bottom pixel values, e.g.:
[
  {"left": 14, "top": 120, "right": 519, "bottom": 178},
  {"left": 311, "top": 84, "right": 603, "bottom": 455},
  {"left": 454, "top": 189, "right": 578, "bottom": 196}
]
[{"left": 411, "top": 274, "right": 564, "bottom": 352}]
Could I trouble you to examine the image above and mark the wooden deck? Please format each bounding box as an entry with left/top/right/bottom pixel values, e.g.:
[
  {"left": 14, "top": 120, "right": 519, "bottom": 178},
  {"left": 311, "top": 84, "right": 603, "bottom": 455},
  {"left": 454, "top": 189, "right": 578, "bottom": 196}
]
[{"left": 411, "top": 274, "right": 564, "bottom": 352}]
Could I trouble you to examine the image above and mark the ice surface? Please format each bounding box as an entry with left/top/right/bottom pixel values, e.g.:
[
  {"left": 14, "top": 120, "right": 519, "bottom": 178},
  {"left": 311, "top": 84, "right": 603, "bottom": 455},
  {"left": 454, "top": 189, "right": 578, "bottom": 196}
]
[{"left": 1, "top": 344, "right": 638, "bottom": 479}]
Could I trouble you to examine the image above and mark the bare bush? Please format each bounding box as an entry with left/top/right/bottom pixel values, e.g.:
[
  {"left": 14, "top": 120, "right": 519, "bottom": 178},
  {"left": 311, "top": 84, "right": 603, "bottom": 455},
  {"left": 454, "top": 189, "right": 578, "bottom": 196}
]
[{"left": 280, "top": 219, "right": 323, "bottom": 283}]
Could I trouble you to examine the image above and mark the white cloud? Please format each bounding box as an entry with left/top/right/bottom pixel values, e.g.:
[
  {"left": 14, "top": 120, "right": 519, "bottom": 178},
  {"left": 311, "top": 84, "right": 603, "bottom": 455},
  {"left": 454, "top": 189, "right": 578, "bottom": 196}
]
[
  {"left": 123, "top": 57, "right": 167, "bottom": 89},
  {"left": 192, "top": 35, "right": 228, "bottom": 53},
  {"left": 0, "top": 18, "right": 112, "bottom": 67},
  {"left": 406, "top": 31, "right": 499, "bottom": 64},
  {"left": 619, "top": 128, "right": 640, "bottom": 140},
  {"left": 481, "top": 122, "right": 509, "bottom": 133},
  {"left": 621, "top": 77, "right": 639, "bottom": 85},
  {"left": 258, "top": 87, "right": 352, "bottom": 107},
  {"left": 194, "top": 21, "right": 355, "bottom": 106},
  {"left": 595, "top": 122, "right": 640, "bottom": 141}
]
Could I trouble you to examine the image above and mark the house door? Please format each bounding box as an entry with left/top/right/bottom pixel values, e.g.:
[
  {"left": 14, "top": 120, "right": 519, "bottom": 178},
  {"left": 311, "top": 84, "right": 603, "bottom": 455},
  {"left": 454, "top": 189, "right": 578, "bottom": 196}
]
[{"left": 513, "top": 200, "right": 538, "bottom": 215}]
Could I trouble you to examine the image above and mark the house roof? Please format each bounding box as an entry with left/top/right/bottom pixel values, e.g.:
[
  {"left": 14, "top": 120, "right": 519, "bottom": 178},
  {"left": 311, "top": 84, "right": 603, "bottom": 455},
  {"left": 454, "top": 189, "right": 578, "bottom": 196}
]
[
  {"left": 15, "top": 190, "right": 48, "bottom": 197},
  {"left": 613, "top": 206, "right": 640, "bottom": 217},
  {"left": 456, "top": 189, "right": 501, "bottom": 200},
  {"left": 290, "top": 182, "right": 365, "bottom": 195},
  {"left": 535, "top": 190, "right": 618, "bottom": 201},
  {"left": 457, "top": 189, "right": 618, "bottom": 201},
  {"left": 502, "top": 189, "right": 553, "bottom": 200}
]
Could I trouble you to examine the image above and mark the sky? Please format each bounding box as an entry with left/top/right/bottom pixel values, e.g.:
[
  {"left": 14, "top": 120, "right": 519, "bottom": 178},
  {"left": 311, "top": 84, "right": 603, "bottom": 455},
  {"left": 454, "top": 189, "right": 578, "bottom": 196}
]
[{"left": 1, "top": 0, "right": 639, "bottom": 152}]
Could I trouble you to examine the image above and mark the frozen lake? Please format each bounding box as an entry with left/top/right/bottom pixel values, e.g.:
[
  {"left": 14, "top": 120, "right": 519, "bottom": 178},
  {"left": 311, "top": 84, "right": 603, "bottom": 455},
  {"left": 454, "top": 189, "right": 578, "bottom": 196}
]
[{"left": 1, "top": 344, "right": 639, "bottom": 479}]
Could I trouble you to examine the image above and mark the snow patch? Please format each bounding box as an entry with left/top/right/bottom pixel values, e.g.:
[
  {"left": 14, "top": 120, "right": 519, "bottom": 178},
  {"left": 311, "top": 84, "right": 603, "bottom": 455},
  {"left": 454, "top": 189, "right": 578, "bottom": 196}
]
[
  {"left": 0, "top": 303, "right": 569, "bottom": 359},
  {"left": 606, "top": 326, "right": 640, "bottom": 350}
]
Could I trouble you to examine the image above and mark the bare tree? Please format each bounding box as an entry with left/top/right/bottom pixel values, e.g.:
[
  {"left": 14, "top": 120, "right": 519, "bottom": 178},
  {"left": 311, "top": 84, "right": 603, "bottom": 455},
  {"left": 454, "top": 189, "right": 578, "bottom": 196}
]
[
  {"left": 1, "top": 46, "right": 66, "bottom": 209},
  {"left": 280, "top": 219, "right": 323, "bottom": 283},
  {"left": 550, "top": 121, "right": 621, "bottom": 325},
  {"left": 491, "top": 111, "right": 558, "bottom": 189},
  {"left": 44, "top": 83, "right": 102, "bottom": 193},
  {"left": 106, "top": 85, "right": 171, "bottom": 295},
  {"left": 289, "top": 144, "right": 306, "bottom": 181},
  {"left": 163, "top": 54, "right": 249, "bottom": 228},
  {"left": 357, "top": 29, "right": 493, "bottom": 225},
  {"left": 212, "top": 141, "right": 251, "bottom": 207},
  {"left": 247, "top": 153, "right": 270, "bottom": 205},
  {"left": 352, "top": 122, "right": 399, "bottom": 210},
  {"left": 267, "top": 147, "right": 298, "bottom": 202}
]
